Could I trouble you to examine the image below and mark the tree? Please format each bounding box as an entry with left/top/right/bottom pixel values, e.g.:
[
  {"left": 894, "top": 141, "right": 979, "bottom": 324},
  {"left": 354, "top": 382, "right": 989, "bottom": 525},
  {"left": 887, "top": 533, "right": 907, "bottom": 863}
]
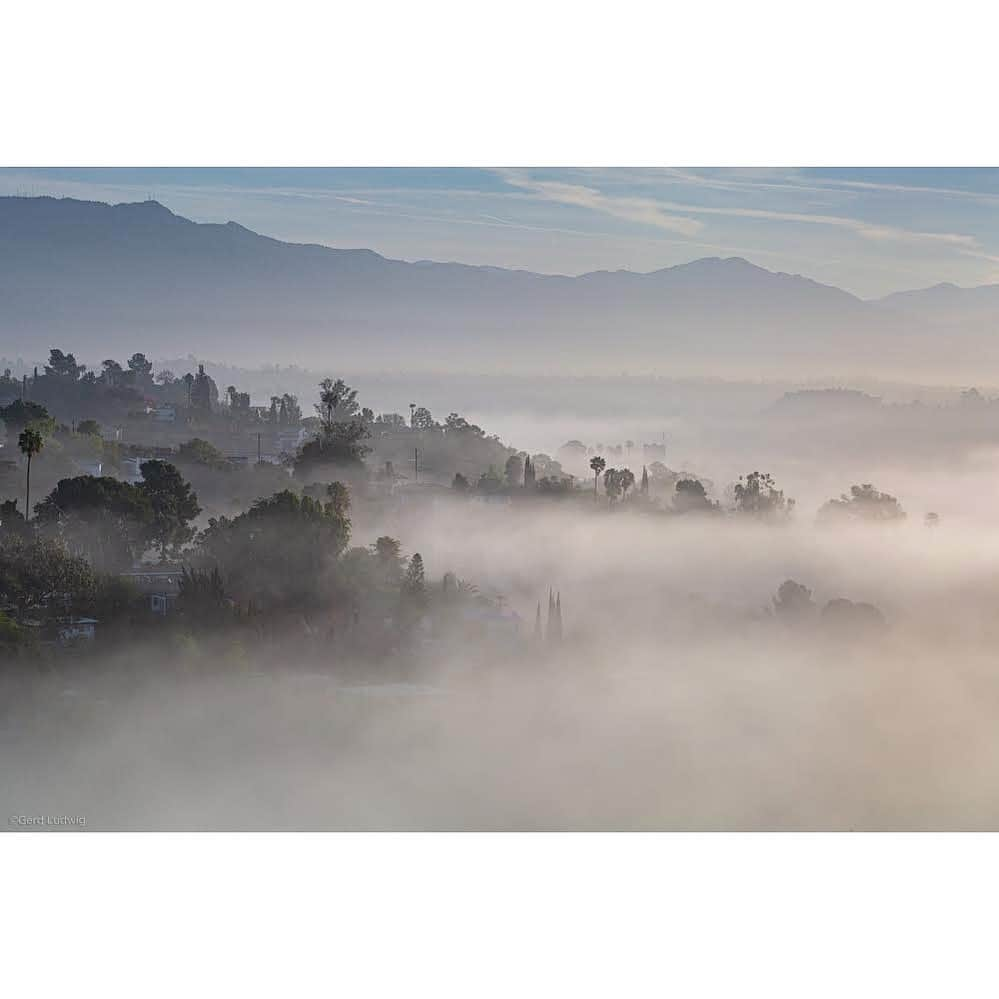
[
  {"left": 101, "top": 359, "right": 124, "bottom": 387},
  {"left": 618, "top": 468, "right": 636, "bottom": 500},
  {"left": 138, "top": 460, "right": 201, "bottom": 561},
  {"left": 177, "top": 438, "right": 227, "bottom": 468},
  {"left": 452, "top": 472, "right": 470, "bottom": 492},
  {"left": 818, "top": 484, "right": 906, "bottom": 524},
  {"left": 673, "top": 478, "right": 717, "bottom": 514},
  {"left": 325, "top": 482, "right": 351, "bottom": 520},
  {"left": 821, "top": 598, "right": 886, "bottom": 636},
  {"left": 773, "top": 579, "right": 815, "bottom": 624},
  {"left": 505, "top": 454, "right": 524, "bottom": 488},
  {"left": 603, "top": 467, "right": 624, "bottom": 504},
  {"left": 733, "top": 471, "right": 794, "bottom": 519},
  {"left": 372, "top": 536, "right": 404, "bottom": 587},
  {"left": 177, "top": 566, "right": 231, "bottom": 626},
  {"left": 281, "top": 394, "right": 302, "bottom": 425},
  {"left": 316, "top": 378, "right": 359, "bottom": 431},
  {"left": 589, "top": 455, "right": 606, "bottom": 499},
  {"left": 523, "top": 456, "right": 536, "bottom": 489},
  {"left": 401, "top": 553, "right": 427, "bottom": 620},
  {"left": 377, "top": 413, "right": 407, "bottom": 431},
  {"left": 44, "top": 348, "right": 85, "bottom": 380},
  {"left": 127, "top": 353, "right": 154, "bottom": 386},
  {"left": 34, "top": 476, "right": 152, "bottom": 571},
  {"left": 197, "top": 489, "right": 351, "bottom": 611},
  {"left": 294, "top": 421, "right": 371, "bottom": 479},
  {"left": 18, "top": 427, "right": 44, "bottom": 521},
  {"left": 190, "top": 364, "right": 218, "bottom": 414},
  {"left": 76, "top": 419, "right": 101, "bottom": 437},
  {"left": 444, "top": 412, "right": 484, "bottom": 437},
  {"left": 411, "top": 406, "right": 435, "bottom": 432},
  {"left": 0, "top": 534, "right": 97, "bottom": 621},
  {"left": 560, "top": 440, "right": 587, "bottom": 458},
  {"left": 0, "top": 499, "right": 30, "bottom": 539},
  {"left": 1, "top": 399, "right": 54, "bottom": 435}
]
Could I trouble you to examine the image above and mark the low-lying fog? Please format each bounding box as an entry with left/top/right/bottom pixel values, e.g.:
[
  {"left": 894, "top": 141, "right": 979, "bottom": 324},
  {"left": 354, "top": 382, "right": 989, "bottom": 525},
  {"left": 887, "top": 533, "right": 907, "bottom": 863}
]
[{"left": 8, "top": 486, "right": 999, "bottom": 831}]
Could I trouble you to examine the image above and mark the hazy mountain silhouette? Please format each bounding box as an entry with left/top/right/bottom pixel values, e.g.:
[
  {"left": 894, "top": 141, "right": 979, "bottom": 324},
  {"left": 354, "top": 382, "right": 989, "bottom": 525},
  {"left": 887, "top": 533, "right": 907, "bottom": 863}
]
[
  {"left": 0, "top": 195, "right": 956, "bottom": 374},
  {"left": 876, "top": 282, "right": 999, "bottom": 325}
]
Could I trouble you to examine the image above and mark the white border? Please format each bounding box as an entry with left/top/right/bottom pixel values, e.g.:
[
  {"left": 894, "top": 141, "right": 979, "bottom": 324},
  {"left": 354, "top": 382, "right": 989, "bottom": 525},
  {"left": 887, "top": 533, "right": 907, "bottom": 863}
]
[
  {"left": 3, "top": 834, "right": 998, "bottom": 997},
  {"left": 4, "top": 0, "right": 999, "bottom": 165}
]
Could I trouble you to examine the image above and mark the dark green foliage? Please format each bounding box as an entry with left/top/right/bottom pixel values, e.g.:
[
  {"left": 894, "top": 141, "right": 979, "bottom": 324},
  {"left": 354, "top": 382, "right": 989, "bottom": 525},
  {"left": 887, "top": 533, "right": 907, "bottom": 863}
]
[
  {"left": 76, "top": 419, "right": 101, "bottom": 437},
  {"left": 44, "top": 349, "right": 85, "bottom": 381},
  {"left": 177, "top": 567, "right": 232, "bottom": 625},
  {"left": 1, "top": 399, "right": 54, "bottom": 435},
  {"left": 0, "top": 534, "right": 97, "bottom": 619},
  {"left": 294, "top": 422, "right": 371, "bottom": 479},
  {"left": 197, "top": 488, "right": 351, "bottom": 611},
  {"left": 34, "top": 475, "right": 153, "bottom": 571},
  {"left": 177, "top": 438, "right": 228, "bottom": 468},
  {"left": 127, "top": 353, "right": 153, "bottom": 385},
  {"left": 138, "top": 460, "right": 201, "bottom": 560}
]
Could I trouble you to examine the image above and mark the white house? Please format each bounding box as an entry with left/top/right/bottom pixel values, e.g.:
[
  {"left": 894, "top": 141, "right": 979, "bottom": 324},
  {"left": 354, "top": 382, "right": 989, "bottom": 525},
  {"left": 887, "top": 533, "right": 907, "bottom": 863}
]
[
  {"left": 120, "top": 568, "right": 182, "bottom": 615},
  {"left": 57, "top": 618, "right": 98, "bottom": 643}
]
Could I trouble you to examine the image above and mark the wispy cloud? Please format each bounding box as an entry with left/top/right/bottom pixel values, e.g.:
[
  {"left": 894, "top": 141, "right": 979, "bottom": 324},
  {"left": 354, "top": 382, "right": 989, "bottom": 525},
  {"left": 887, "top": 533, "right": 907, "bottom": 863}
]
[
  {"left": 497, "top": 170, "right": 703, "bottom": 237},
  {"left": 500, "top": 169, "right": 983, "bottom": 251}
]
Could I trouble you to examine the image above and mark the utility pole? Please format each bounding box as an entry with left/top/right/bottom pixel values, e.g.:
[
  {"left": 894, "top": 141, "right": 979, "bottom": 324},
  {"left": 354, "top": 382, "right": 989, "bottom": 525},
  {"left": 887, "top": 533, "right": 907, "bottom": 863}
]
[
  {"left": 257, "top": 432, "right": 261, "bottom": 463},
  {"left": 414, "top": 447, "right": 419, "bottom": 482}
]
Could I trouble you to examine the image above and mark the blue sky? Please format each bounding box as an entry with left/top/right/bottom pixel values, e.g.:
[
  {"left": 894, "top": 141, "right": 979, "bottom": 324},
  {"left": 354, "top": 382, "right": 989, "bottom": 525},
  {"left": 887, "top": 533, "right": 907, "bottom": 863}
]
[{"left": 3, "top": 167, "right": 999, "bottom": 297}]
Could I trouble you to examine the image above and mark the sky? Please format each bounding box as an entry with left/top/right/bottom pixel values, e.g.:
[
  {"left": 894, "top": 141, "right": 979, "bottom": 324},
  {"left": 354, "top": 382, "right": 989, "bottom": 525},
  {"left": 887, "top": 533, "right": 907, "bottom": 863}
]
[{"left": 3, "top": 167, "right": 999, "bottom": 298}]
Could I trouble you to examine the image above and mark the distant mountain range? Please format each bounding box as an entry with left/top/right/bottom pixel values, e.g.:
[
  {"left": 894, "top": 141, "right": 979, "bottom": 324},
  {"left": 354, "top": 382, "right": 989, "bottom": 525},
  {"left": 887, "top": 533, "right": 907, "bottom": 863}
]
[
  {"left": 875, "top": 282, "right": 999, "bottom": 326},
  {"left": 0, "top": 194, "right": 995, "bottom": 377}
]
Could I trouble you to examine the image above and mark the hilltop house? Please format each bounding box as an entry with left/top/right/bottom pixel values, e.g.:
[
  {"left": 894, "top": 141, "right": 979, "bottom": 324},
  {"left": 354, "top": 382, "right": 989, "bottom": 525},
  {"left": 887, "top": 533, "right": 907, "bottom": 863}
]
[{"left": 120, "top": 567, "right": 182, "bottom": 615}]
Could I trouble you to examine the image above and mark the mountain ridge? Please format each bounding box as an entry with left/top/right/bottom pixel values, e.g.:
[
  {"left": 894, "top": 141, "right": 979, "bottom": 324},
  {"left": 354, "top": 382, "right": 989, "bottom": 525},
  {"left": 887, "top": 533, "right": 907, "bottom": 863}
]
[{"left": 0, "top": 194, "right": 962, "bottom": 375}]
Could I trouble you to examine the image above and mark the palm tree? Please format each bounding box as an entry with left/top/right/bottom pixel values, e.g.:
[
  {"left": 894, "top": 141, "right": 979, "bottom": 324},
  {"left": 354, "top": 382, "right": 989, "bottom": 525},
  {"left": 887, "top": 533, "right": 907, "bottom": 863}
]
[
  {"left": 318, "top": 378, "right": 340, "bottom": 431},
  {"left": 589, "top": 456, "right": 606, "bottom": 499},
  {"left": 18, "top": 426, "right": 43, "bottom": 520}
]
